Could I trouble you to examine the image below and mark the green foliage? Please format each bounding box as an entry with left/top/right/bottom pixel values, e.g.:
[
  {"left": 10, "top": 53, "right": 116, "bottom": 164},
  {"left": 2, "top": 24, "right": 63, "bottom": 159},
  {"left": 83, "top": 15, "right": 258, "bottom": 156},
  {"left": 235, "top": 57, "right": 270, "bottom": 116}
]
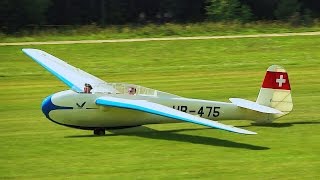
[
  {"left": 274, "top": 0, "right": 301, "bottom": 20},
  {"left": 274, "top": 0, "right": 316, "bottom": 26},
  {"left": 301, "top": 9, "right": 314, "bottom": 26},
  {"left": 1, "top": 0, "right": 320, "bottom": 33},
  {"left": 206, "top": 0, "right": 252, "bottom": 22},
  {"left": 0, "top": 35, "right": 319, "bottom": 179},
  {"left": 24, "top": 0, "right": 51, "bottom": 24},
  {"left": 0, "top": 0, "right": 51, "bottom": 33},
  {"left": 1, "top": 22, "right": 320, "bottom": 43}
]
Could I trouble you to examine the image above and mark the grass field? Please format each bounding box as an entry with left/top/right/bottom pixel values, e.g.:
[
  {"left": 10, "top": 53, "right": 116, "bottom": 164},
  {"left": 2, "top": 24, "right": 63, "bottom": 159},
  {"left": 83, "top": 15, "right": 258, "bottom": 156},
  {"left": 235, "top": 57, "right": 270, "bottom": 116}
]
[{"left": 0, "top": 35, "right": 319, "bottom": 179}]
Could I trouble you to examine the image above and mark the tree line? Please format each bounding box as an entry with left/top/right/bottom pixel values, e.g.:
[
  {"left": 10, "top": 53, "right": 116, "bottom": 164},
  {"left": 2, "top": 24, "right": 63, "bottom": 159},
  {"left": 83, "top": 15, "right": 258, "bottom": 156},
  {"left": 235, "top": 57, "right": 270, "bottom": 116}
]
[{"left": 1, "top": 0, "right": 319, "bottom": 33}]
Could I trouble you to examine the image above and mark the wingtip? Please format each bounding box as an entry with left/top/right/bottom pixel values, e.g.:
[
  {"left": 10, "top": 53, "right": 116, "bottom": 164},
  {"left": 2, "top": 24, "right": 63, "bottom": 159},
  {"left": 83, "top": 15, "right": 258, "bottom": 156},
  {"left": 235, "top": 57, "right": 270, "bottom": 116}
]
[
  {"left": 22, "top": 48, "right": 32, "bottom": 54},
  {"left": 246, "top": 131, "right": 258, "bottom": 135},
  {"left": 238, "top": 129, "right": 257, "bottom": 135},
  {"left": 225, "top": 123, "right": 257, "bottom": 135},
  {"left": 22, "top": 48, "right": 40, "bottom": 53}
]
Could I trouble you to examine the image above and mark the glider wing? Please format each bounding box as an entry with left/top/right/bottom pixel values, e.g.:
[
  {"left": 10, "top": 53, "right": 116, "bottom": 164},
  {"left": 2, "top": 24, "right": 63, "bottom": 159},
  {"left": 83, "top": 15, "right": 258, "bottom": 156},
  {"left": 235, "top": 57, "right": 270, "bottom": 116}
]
[
  {"left": 96, "top": 96, "right": 257, "bottom": 135},
  {"left": 22, "top": 48, "right": 117, "bottom": 93}
]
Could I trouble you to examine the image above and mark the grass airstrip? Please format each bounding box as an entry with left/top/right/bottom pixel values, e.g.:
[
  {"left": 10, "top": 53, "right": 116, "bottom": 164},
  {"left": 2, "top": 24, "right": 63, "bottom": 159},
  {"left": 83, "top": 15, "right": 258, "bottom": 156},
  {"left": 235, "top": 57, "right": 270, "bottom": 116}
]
[{"left": 0, "top": 34, "right": 319, "bottom": 179}]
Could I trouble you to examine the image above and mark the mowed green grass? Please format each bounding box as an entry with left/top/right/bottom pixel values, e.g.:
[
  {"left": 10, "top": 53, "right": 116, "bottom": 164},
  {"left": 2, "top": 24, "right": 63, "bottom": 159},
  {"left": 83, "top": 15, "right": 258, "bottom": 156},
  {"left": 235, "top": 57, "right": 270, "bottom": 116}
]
[{"left": 0, "top": 36, "right": 319, "bottom": 179}]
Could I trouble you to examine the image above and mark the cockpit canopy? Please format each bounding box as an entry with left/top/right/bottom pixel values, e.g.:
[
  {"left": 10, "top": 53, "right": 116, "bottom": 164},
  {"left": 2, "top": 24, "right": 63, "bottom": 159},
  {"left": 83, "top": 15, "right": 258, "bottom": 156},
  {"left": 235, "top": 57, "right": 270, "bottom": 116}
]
[{"left": 75, "top": 82, "right": 180, "bottom": 98}]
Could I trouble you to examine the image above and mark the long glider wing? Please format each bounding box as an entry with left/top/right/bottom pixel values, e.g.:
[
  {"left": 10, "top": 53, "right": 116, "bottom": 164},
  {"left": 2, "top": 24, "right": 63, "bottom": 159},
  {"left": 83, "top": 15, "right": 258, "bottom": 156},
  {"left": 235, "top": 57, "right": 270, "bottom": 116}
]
[
  {"left": 96, "top": 96, "right": 257, "bottom": 135},
  {"left": 22, "top": 48, "right": 117, "bottom": 93}
]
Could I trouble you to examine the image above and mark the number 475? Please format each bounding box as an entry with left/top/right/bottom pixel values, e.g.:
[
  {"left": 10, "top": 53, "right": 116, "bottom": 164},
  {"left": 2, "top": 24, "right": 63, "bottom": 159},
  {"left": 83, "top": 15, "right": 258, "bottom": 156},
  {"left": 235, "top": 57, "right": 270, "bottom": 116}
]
[{"left": 198, "top": 106, "right": 220, "bottom": 117}]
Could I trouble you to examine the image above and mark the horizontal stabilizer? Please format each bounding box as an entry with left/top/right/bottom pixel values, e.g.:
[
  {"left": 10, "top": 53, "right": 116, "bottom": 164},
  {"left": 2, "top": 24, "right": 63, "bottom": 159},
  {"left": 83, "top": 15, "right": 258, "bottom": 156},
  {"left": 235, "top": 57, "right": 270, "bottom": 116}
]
[
  {"left": 230, "top": 98, "right": 283, "bottom": 114},
  {"left": 96, "top": 96, "right": 257, "bottom": 135}
]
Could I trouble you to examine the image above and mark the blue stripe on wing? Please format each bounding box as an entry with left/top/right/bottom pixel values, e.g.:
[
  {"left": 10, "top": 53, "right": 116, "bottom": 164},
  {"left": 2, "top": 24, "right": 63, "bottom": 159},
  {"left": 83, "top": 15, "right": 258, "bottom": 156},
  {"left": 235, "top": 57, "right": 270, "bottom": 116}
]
[
  {"left": 22, "top": 49, "right": 82, "bottom": 92},
  {"left": 96, "top": 97, "right": 257, "bottom": 135}
]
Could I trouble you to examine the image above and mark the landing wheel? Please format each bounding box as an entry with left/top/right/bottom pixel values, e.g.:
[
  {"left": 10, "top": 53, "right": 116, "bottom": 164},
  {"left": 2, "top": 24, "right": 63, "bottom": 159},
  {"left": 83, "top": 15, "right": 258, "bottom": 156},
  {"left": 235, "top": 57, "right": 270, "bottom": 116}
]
[{"left": 93, "top": 128, "right": 105, "bottom": 136}]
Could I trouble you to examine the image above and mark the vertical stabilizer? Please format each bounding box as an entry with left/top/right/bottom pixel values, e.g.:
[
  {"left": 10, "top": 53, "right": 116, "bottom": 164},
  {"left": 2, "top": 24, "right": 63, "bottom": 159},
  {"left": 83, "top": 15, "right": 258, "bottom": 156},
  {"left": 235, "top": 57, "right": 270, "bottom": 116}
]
[{"left": 256, "top": 65, "right": 293, "bottom": 122}]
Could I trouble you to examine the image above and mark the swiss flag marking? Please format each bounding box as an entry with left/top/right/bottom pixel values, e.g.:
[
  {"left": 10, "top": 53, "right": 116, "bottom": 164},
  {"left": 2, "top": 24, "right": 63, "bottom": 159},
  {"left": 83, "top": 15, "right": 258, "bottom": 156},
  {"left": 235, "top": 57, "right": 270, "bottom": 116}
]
[
  {"left": 276, "top": 75, "right": 286, "bottom": 87},
  {"left": 262, "top": 71, "right": 291, "bottom": 90}
]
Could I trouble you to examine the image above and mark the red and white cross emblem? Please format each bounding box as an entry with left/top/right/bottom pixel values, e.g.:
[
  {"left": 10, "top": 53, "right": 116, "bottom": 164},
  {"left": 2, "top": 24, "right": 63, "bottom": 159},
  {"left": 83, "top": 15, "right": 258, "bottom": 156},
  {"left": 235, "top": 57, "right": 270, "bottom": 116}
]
[{"left": 276, "top": 75, "right": 286, "bottom": 87}]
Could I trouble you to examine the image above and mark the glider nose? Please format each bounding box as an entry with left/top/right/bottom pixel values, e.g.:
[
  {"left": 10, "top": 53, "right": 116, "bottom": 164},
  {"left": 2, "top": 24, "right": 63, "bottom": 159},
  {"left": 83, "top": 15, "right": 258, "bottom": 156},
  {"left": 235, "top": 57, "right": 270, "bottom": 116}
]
[
  {"left": 41, "top": 93, "right": 73, "bottom": 121},
  {"left": 41, "top": 95, "right": 54, "bottom": 118}
]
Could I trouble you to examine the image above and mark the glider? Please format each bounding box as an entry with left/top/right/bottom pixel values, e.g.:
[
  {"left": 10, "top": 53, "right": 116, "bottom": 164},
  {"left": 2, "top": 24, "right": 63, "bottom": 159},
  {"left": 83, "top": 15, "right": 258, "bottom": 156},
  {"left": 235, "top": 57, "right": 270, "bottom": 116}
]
[{"left": 22, "top": 49, "right": 293, "bottom": 135}]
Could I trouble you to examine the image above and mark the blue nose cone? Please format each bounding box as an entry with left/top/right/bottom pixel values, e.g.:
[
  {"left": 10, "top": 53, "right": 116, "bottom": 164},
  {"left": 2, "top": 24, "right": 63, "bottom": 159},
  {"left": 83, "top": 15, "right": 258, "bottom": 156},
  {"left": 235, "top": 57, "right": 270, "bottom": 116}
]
[
  {"left": 41, "top": 95, "right": 73, "bottom": 120},
  {"left": 41, "top": 95, "right": 54, "bottom": 118}
]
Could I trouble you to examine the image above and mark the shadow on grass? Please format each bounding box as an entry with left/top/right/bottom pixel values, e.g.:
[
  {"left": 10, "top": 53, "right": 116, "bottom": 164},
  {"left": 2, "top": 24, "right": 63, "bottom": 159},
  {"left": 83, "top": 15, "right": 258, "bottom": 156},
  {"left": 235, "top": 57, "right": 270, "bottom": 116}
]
[
  {"left": 66, "top": 126, "right": 269, "bottom": 150},
  {"left": 237, "top": 121, "right": 320, "bottom": 128}
]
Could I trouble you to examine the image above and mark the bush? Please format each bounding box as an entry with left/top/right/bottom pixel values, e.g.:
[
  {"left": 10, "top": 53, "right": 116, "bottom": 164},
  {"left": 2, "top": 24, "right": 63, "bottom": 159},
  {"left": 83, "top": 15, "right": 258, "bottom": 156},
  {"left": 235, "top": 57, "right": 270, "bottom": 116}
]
[
  {"left": 274, "top": 0, "right": 314, "bottom": 26},
  {"left": 274, "top": 0, "right": 301, "bottom": 21},
  {"left": 206, "top": 0, "right": 252, "bottom": 23}
]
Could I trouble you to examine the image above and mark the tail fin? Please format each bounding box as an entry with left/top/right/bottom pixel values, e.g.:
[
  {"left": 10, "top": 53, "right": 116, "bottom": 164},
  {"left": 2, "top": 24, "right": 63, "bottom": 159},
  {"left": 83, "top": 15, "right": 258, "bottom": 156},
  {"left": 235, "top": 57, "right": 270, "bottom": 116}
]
[{"left": 256, "top": 65, "right": 293, "bottom": 122}]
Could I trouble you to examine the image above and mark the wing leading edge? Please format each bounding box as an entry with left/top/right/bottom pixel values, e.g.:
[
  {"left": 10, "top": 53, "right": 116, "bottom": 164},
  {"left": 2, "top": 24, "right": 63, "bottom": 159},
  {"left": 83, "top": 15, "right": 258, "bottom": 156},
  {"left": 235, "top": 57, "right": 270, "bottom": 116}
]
[
  {"left": 22, "top": 48, "right": 117, "bottom": 93},
  {"left": 96, "top": 96, "right": 257, "bottom": 135}
]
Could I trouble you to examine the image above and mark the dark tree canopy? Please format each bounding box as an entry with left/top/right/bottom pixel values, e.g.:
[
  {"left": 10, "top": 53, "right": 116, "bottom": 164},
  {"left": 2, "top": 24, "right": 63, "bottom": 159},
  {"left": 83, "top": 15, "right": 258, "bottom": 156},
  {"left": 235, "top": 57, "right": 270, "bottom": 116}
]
[{"left": 0, "top": 0, "right": 319, "bottom": 33}]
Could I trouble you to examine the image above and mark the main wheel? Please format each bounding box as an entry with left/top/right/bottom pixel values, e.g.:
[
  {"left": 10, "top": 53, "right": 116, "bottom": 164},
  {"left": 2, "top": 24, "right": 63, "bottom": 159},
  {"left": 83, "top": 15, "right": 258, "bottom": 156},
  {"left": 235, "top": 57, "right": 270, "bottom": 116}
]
[{"left": 93, "top": 128, "right": 105, "bottom": 136}]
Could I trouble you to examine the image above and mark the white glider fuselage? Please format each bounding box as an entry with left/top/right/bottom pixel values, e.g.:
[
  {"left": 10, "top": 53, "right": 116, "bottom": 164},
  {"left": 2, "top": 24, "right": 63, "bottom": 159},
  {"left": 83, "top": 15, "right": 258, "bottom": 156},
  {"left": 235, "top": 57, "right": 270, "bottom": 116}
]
[
  {"left": 44, "top": 89, "right": 271, "bottom": 129},
  {"left": 23, "top": 48, "right": 293, "bottom": 135}
]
